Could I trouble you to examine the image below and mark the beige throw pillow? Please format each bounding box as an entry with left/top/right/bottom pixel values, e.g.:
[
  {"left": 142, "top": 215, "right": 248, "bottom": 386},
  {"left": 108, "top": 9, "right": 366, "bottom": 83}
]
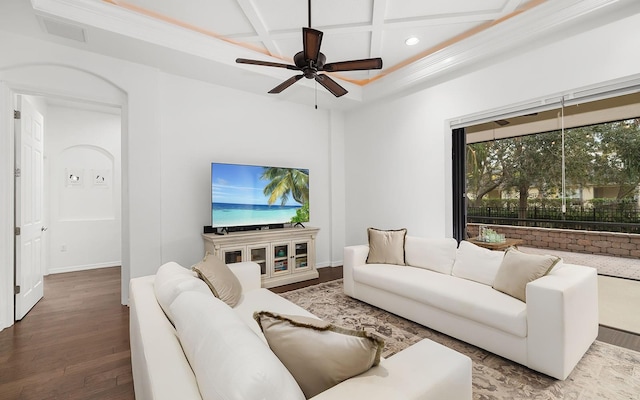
[
  {"left": 492, "top": 248, "right": 561, "bottom": 302},
  {"left": 254, "top": 311, "right": 384, "bottom": 399},
  {"left": 366, "top": 227, "right": 407, "bottom": 265},
  {"left": 192, "top": 252, "right": 242, "bottom": 307}
]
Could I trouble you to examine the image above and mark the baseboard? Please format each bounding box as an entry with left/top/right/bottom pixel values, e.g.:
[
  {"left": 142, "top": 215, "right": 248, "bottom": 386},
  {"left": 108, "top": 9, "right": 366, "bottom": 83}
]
[
  {"left": 47, "top": 262, "right": 120, "bottom": 275},
  {"left": 316, "top": 261, "right": 344, "bottom": 268}
]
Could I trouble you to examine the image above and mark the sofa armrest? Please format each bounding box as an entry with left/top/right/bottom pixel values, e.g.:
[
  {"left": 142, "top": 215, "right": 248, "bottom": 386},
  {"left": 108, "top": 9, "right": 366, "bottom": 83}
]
[
  {"left": 129, "top": 276, "right": 203, "bottom": 400},
  {"left": 228, "top": 261, "right": 261, "bottom": 293},
  {"left": 310, "top": 339, "right": 471, "bottom": 400},
  {"left": 343, "top": 245, "right": 369, "bottom": 296},
  {"left": 526, "top": 264, "right": 599, "bottom": 380}
]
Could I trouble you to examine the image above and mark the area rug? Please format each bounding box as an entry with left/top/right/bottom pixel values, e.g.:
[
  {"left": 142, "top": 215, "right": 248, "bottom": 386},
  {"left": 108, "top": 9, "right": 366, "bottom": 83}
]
[
  {"left": 599, "top": 275, "right": 640, "bottom": 335},
  {"left": 280, "top": 280, "right": 640, "bottom": 400}
]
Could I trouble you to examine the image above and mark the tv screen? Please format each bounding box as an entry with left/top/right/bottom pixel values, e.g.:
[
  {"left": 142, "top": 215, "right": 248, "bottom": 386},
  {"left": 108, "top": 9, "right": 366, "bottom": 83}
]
[{"left": 211, "top": 162, "right": 309, "bottom": 228}]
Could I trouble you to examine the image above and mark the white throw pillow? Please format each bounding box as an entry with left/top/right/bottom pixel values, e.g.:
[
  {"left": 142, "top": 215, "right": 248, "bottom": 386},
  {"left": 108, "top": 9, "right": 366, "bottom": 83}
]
[
  {"left": 404, "top": 236, "right": 458, "bottom": 274},
  {"left": 153, "top": 261, "right": 211, "bottom": 324},
  {"left": 171, "top": 291, "right": 305, "bottom": 400},
  {"left": 451, "top": 240, "right": 505, "bottom": 286}
]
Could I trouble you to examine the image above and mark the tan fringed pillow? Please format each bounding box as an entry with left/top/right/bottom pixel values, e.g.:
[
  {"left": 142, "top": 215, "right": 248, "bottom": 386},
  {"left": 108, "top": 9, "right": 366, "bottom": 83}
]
[
  {"left": 192, "top": 252, "right": 242, "bottom": 307},
  {"left": 254, "top": 311, "right": 384, "bottom": 399},
  {"left": 492, "top": 248, "right": 561, "bottom": 302},
  {"left": 366, "top": 227, "right": 407, "bottom": 265}
]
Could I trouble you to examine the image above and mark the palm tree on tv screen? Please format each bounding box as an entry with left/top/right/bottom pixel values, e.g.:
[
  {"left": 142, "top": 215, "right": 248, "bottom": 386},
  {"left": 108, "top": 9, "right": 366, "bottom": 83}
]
[{"left": 261, "top": 167, "right": 309, "bottom": 206}]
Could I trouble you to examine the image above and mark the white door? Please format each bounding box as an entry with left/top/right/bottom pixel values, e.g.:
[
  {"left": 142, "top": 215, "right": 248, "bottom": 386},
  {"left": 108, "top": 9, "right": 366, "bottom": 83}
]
[{"left": 15, "top": 95, "right": 45, "bottom": 320}]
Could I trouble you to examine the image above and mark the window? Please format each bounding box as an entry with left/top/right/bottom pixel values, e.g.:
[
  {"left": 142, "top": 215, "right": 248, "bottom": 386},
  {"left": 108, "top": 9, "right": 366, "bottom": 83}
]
[{"left": 455, "top": 92, "right": 640, "bottom": 235}]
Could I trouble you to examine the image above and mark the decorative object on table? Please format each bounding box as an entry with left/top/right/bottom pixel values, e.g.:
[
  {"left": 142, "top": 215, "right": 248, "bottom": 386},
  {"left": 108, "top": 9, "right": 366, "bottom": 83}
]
[{"left": 478, "top": 225, "right": 505, "bottom": 243}]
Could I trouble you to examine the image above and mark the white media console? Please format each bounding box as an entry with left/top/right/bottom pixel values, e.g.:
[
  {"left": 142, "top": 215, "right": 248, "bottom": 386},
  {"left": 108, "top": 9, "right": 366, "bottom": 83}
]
[{"left": 202, "top": 227, "right": 319, "bottom": 288}]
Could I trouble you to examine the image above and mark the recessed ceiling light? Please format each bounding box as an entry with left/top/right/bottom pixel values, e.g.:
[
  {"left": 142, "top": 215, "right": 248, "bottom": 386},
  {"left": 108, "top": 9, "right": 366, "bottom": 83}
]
[{"left": 405, "top": 37, "right": 420, "bottom": 46}]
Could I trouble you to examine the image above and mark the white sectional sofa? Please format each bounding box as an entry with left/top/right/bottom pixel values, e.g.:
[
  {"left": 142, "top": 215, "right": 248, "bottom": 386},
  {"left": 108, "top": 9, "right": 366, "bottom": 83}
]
[
  {"left": 129, "top": 260, "right": 473, "bottom": 400},
  {"left": 344, "top": 237, "right": 599, "bottom": 380}
]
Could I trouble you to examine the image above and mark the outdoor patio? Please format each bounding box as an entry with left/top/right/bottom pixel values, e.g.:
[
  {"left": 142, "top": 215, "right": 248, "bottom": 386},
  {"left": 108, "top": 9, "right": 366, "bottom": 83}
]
[{"left": 520, "top": 246, "right": 640, "bottom": 280}]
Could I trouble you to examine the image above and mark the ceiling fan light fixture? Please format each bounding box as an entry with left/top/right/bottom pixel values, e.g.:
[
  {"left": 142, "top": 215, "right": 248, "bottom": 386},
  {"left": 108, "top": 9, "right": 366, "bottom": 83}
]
[
  {"left": 405, "top": 36, "right": 420, "bottom": 46},
  {"left": 235, "top": 0, "right": 382, "bottom": 98}
]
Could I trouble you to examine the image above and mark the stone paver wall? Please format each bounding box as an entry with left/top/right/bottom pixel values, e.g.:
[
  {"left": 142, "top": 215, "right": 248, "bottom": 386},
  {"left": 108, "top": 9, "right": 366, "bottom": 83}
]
[{"left": 467, "top": 223, "right": 640, "bottom": 259}]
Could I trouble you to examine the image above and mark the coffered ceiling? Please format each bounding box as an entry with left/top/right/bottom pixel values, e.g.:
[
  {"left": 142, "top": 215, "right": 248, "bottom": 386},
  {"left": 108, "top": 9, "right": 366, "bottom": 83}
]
[
  {"left": 104, "top": 0, "right": 536, "bottom": 83},
  {"left": 1, "top": 0, "right": 638, "bottom": 109}
]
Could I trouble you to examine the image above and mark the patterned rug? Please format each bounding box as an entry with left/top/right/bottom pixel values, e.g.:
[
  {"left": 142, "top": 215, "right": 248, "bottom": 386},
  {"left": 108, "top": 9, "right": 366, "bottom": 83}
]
[{"left": 280, "top": 280, "right": 640, "bottom": 400}]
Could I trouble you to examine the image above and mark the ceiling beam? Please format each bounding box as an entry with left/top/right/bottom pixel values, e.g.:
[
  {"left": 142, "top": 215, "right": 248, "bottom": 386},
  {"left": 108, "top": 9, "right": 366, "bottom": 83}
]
[
  {"left": 235, "top": 0, "right": 281, "bottom": 57},
  {"left": 227, "top": 10, "right": 505, "bottom": 42},
  {"left": 370, "top": 0, "right": 386, "bottom": 59},
  {"left": 502, "top": 0, "right": 526, "bottom": 15}
]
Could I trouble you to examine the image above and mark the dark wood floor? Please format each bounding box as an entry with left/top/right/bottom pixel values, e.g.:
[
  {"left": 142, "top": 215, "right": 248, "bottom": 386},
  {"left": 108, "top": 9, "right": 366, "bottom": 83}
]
[
  {"left": 1, "top": 266, "right": 638, "bottom": 400},
  {"left": 0, "top": 267, "right": 133, "bottom": 400}
]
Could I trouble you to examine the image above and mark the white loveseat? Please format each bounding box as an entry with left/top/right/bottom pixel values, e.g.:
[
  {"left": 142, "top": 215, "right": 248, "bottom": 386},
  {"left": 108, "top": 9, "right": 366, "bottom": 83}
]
[
  {"left": 344, "top": 237, "right": 599, "bottom": 380},
  {"left": 129, "top": 260, "right": 473, "bottom": 400}
]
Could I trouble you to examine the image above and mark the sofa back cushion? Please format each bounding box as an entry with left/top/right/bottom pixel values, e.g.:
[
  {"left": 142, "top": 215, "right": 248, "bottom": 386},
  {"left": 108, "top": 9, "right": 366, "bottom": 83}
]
[
  {"left": 154, "top": 262, "right": 211, "bottom": 325},
  {"left": 404, "top": 236, "right": 458, "bottom": 275},
  {"left": 452, "top": 240, "right": 505, "bottom": 286},
  {"left": 171, "top": 291, "right": 305, "bottom": 400}
]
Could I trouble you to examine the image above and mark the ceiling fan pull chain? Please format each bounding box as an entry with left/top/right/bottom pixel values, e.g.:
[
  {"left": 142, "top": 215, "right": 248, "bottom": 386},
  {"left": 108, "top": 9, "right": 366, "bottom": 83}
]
[{"left": 315, "top": 80, "right": 318, "bottom": 109}]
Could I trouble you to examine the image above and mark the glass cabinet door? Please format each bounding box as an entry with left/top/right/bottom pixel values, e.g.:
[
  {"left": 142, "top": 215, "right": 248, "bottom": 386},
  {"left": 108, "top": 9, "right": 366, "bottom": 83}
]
[
  {"left": 293, "top": 241, "right": 310, "bottom": 270},
  {"left": 223, "top": 247, "right": 244, "bottom": 264},
  {"left": 249, "top": 245, "right": 268, "bottom": 277},
  {"left": 272, "top": 243, "right": 290, "bottom": 275}
]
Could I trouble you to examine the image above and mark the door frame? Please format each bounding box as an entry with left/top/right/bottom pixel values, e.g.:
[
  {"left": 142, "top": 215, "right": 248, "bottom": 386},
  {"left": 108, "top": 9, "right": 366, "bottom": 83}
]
[
  {"left": 0, "top": 82, "right": 14, "bottom": 330},
  {"left": 0, "top": 79, "right": 126, "bottom": 331}
]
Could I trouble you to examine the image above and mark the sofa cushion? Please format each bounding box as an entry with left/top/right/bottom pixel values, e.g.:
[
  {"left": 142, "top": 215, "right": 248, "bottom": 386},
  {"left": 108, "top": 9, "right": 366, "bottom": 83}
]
[
  {"left": 493, "top": 248, "right": 561, "bottom": 302},
  {"left": 452, "top": 240, "right": 505, "bottom": 286},
  {"left": 366, "top": 227, "right": 407, "bottom": 266},
  {"left": 193, "top": 252, "right": 242, "bottom": 307},
  {"left": 254, "top": 311, "right": 384, "bottom": 399},
  {"left": 153, "top": 261, "right": 211, "bottom": 325},
  {"left": 404, "top": 236, "right": 458, "bottom": 275},
  {"left": 171, "top": 291, "right": 305, "bottom": 400},
  {"left": 354, "top": 264, "right": 527, "bottom": 337}
]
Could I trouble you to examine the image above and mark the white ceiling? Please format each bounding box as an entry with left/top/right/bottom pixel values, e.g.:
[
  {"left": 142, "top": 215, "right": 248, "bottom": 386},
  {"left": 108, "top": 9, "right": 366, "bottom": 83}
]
[{"left": 1, "top": 0, "right": 639, "bottom": 109}]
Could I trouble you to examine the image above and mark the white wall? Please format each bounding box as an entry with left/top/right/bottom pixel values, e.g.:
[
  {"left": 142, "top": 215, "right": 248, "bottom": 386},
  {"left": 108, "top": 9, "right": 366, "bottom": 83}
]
[
  {"left": 0, "top": 32, "right": 156, "bottom": 316},
  {"left": 158, "top": 72, "right": 337, "bottom": 268},
  {"left": 0, "top": 30, "right": 345, "bottom": 329},
  {"left": 46, "top": 104, "right": 121, "bottom": 273},
  {"left": 344, "top": 12, "right": 640, "bottom": 245}
]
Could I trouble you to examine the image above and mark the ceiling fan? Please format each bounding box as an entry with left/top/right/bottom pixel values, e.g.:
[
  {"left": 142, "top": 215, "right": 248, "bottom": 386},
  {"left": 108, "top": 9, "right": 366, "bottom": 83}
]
[{"left": 235, "top": 0, "right": 383, "bottom": 98}]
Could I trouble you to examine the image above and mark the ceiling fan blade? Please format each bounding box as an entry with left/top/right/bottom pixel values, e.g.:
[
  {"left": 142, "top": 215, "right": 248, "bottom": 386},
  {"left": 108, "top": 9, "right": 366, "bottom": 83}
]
[
  {"left": 236, "top": 58, "right": 299, "bottom": 71},
  {"left": 315, "top": 74, "right": 348, "bottom": 97},
  {"left": 303, "top": 27, "right": 323, "bottom": 63},
  {"left": 268, "top": 75, "right": 304, "bottom": 94},
  {"left": 322, "top": 58, "right": 383, "bottom": 72}
]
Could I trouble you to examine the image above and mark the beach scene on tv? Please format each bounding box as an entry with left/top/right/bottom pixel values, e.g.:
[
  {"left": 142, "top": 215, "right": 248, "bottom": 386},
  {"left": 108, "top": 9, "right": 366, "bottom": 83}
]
[{"left": 211, "top": 163, "right": 309, "bottom": 228}]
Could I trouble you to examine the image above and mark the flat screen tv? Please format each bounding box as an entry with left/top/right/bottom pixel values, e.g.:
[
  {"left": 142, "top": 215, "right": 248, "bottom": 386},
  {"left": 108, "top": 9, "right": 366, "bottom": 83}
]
[{"left": 211, "top": 162, "right": 309, "bottom": 229}]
